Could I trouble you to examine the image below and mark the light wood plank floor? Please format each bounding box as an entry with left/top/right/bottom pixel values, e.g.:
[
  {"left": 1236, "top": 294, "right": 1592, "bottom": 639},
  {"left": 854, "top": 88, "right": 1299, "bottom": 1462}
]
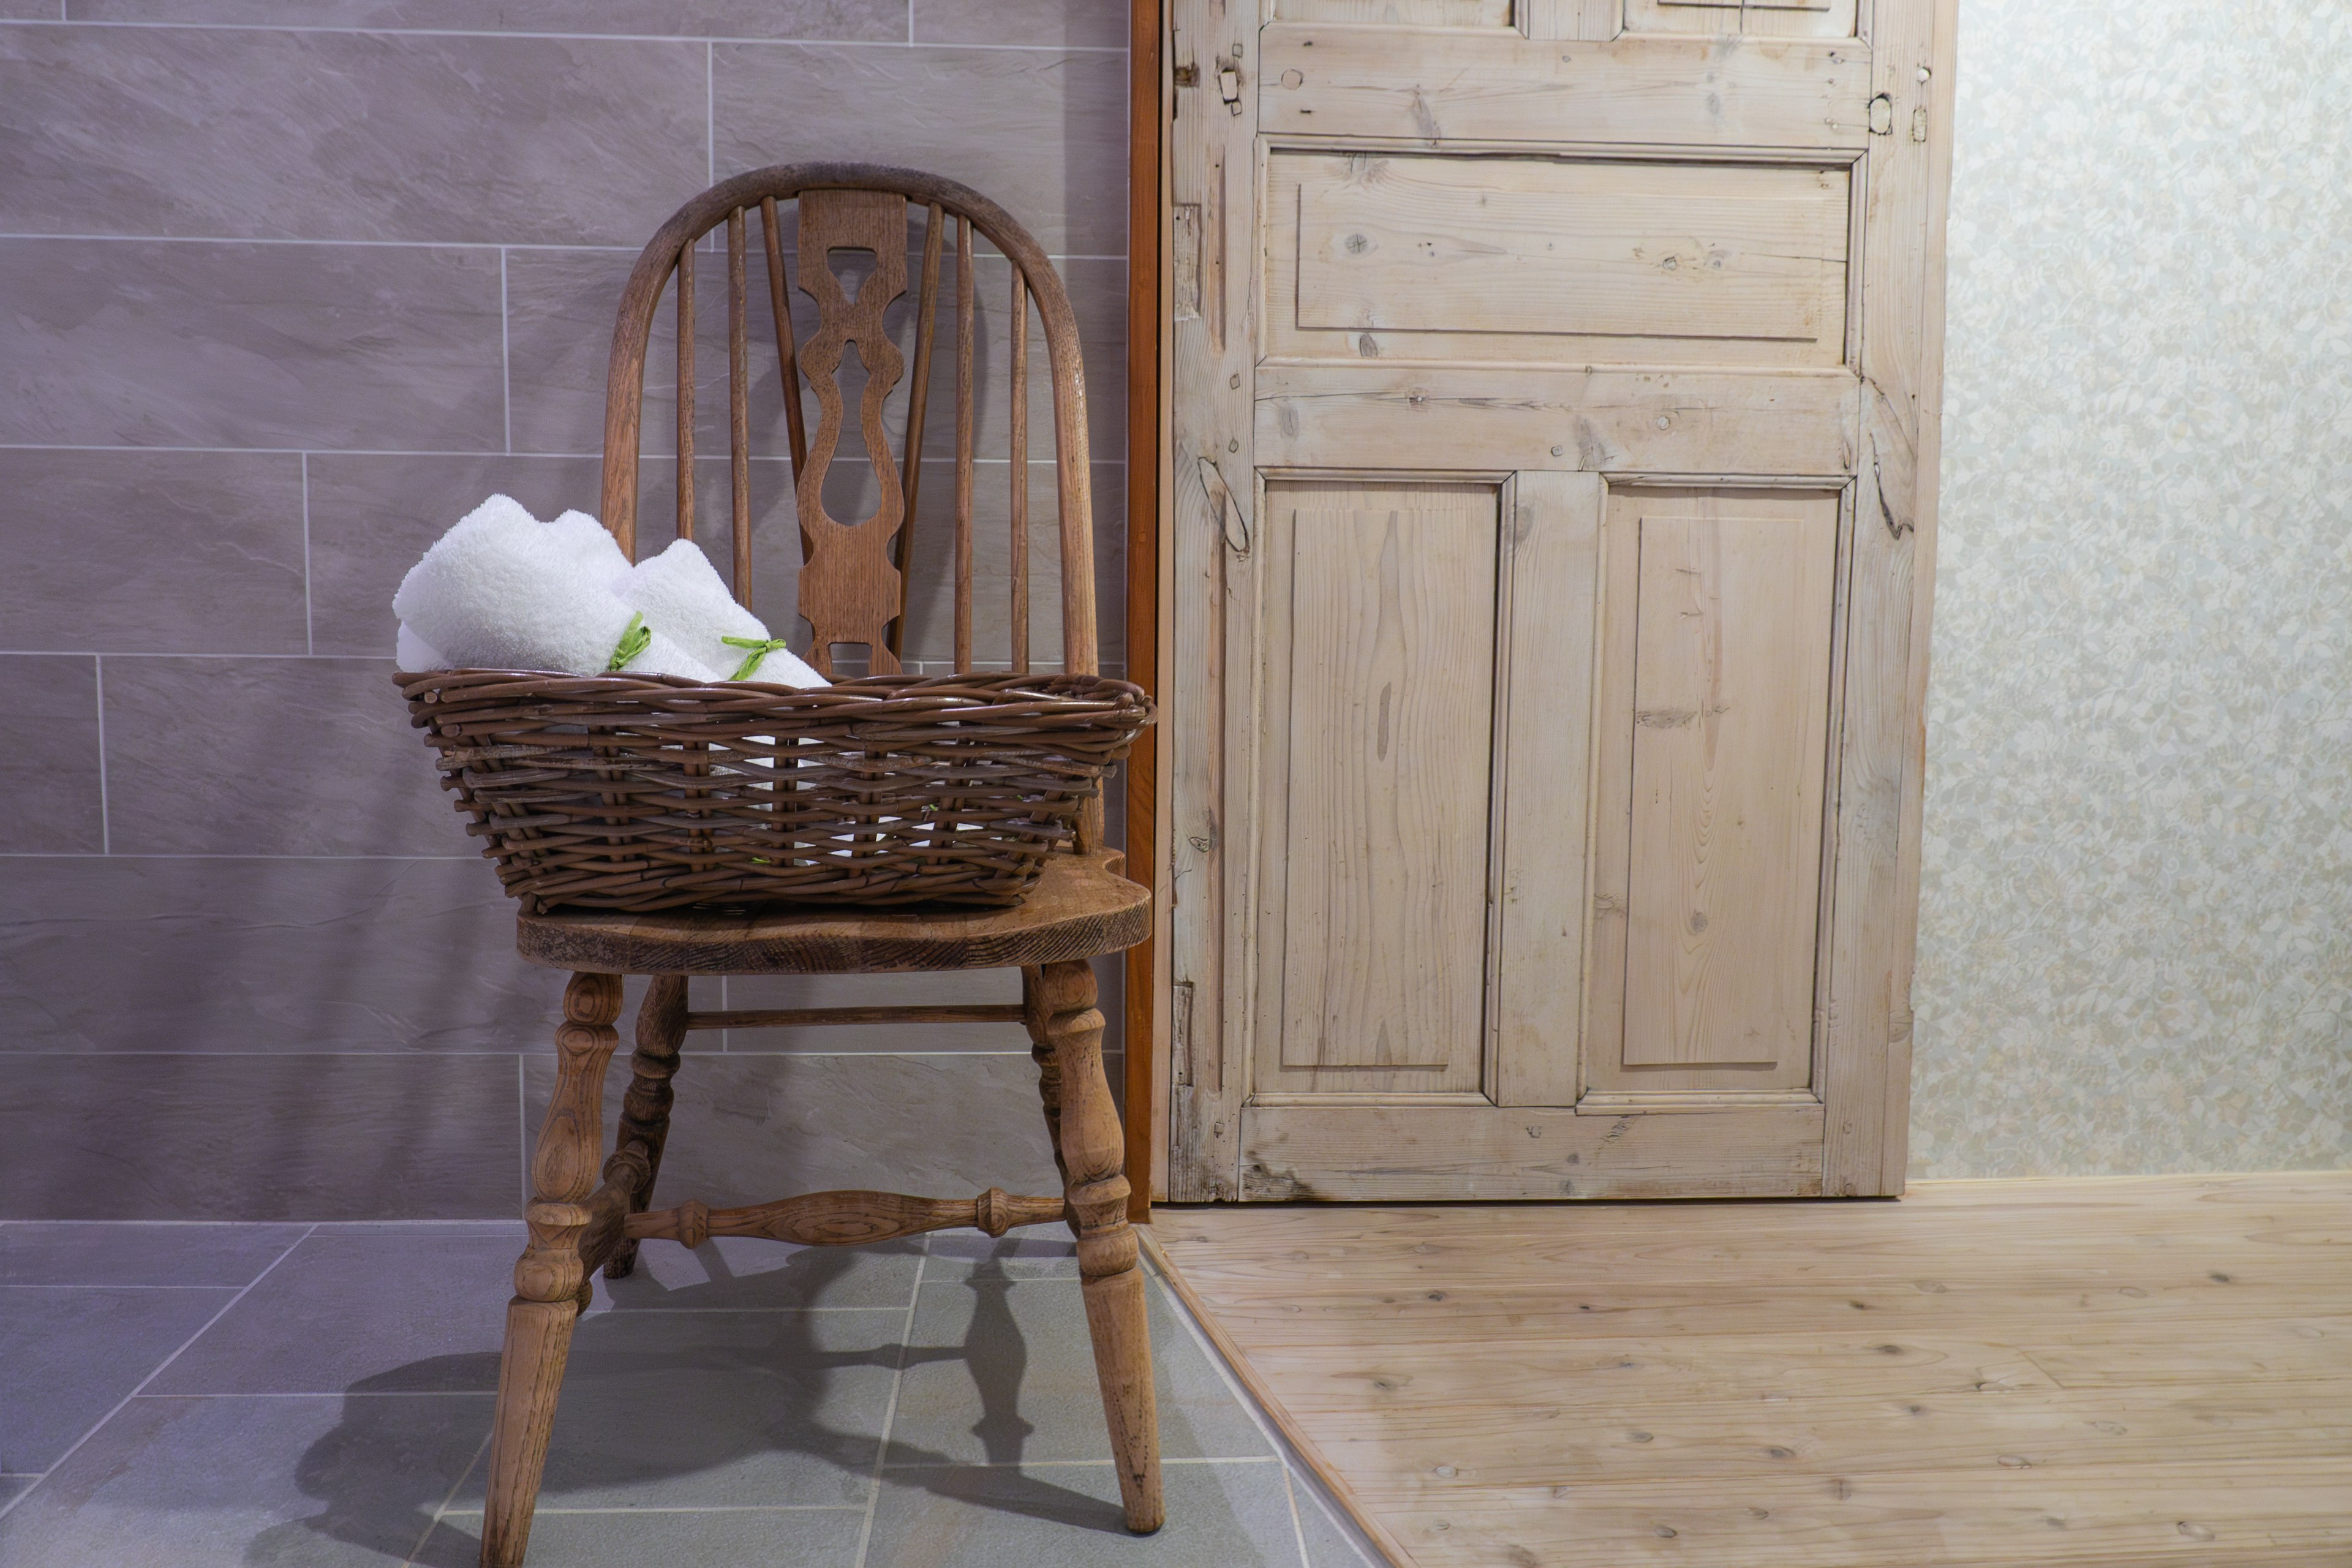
[{"left": 1149, "top": 1173, "right": 2352, "bottom": 1567}]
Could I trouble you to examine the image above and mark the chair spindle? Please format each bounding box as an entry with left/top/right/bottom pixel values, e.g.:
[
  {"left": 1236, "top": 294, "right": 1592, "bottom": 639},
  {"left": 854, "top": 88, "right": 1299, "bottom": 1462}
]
[
  {"left": 727, "top": 206, "right": 752, "bottom": 608},
  {"left": 1009, "top": 267, "right": 1030, "bottom": 676},
  {"left": 676, "top": 247, "right": 695, "bottom": 543},
  {"left": 954, "top": 216, "right": 976, "bottom": 671},
  {"left": 760, "top": 195, "right": 812, "bottom": 560},
  {"left": 892, "top": 202, "right": 946, "bottom": 658}
]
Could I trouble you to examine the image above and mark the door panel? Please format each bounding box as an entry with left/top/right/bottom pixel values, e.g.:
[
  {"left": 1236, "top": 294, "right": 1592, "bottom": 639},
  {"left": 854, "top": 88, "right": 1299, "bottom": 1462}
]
[
  {"left": 1256, "top": 481, "right": 1499, "bottom": 1094},
  {"left": 1613, "top": 492, "right": 1835, "bottom": 1080},
  {"left": 1627, "top": 0, "right": 1856, "bottom": 40},
  {"left": 1275, "top": 154, "right": 1850, "bottom": 368},
  {"left": 1275, "top": 0, "right": 1512, "bottom": 23},
  {"left": 1261, "top": 26, "right": 1873, "bottom": 148}
]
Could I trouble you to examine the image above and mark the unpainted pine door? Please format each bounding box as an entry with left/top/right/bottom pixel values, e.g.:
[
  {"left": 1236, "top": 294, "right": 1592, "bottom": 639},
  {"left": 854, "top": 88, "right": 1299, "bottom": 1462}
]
[{"left": 1164, "top": 0, "right": 1953, "bottom": 1200}]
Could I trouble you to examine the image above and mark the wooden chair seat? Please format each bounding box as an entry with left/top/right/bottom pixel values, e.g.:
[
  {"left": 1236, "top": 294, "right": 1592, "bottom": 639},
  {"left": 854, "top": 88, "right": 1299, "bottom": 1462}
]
[
  {"left": 515, "top": 849, "right": 1147, "bottom": 977},
  {"left": 473, "top": 166, "right": 1162, "bottom": 1567}
]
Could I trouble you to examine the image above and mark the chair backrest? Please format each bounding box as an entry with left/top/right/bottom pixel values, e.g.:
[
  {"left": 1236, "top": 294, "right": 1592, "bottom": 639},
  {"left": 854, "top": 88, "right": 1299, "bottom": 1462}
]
[{"left": 598, "top": 163, "right": 1098, "bottom": 682}]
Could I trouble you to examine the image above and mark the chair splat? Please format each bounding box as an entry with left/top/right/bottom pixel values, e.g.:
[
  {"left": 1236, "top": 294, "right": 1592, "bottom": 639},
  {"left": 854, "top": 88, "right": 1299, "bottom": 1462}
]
[{"left": 793, "top": 188, "right": 911, "bottom": 677}]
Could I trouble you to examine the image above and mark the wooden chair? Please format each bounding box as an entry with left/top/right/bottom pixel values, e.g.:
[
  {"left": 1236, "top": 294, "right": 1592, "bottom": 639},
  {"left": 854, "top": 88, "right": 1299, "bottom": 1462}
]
[{"left": 477, "top": 164, "right": 1160, "bottom": 1567}]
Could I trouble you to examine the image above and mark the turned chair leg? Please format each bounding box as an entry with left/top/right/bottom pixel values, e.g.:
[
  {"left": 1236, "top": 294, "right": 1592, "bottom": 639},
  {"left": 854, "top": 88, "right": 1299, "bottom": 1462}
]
[
  {"left": 1025, "top": 959, "right": 1163, "bottom": 1534},
  {"left": 481, "top": 971, "right": 623, "bottom": 1568},
  {"left": 602, "top": 974, "right": 687, "bottom": 1280}
]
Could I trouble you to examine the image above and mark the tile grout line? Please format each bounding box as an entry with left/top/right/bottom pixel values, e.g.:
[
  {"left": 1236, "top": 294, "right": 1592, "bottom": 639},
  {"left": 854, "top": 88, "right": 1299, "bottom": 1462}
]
[
  {"left": 440, "top": 1504, "right": 870, "bottom": 1517},
  {"left": 851, "top": 1238, "right": 930, "bottom": 1567},
  {"left": 1281, "top": 1460, "right": 1316, "bottom": 1568},
  {"left": 705, "top": 41, "right": 715, "bottom": 189},
  {"left": 300, "top": 451, "right": 314, "bottom": 654},
  {"left": 0, "top": 242, "right": 1133, "bottom": 260},
  {"left": 0, "top": 1283, "right": 257, "bottom": 1291},
  {"left": 1151, "top": 1263, "right": 1381, "bottom": 1567},
  {"left": 407, "top": 1422, "right": 497, "bottom": 1567},
  {"left": 91, "top": 654, "right": 108, "bottom": 854},
  {"left": 0, "top": 444, "right": 1131, "bottom": 462},
  {"left": 0, "top": 18, "right": 1127, "bottom": 50},
  {"left": 0, "top": 1223, "right": 318, "bottom": 1526}
]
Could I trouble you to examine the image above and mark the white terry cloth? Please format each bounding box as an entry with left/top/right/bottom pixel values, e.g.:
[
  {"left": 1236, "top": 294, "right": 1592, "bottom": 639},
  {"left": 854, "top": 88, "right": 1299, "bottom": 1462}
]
[
  {"left": 394, "top": 624, "right": 447, "bottom": 671},
  {"left": 544, "top": 508, "right": 632, "bottom": 584},
  {"left": 391, "top": 494, "right": 718, "bottom": 680},
  {"left": 614, "top": 538, "right": 827, "bottom": 687}
]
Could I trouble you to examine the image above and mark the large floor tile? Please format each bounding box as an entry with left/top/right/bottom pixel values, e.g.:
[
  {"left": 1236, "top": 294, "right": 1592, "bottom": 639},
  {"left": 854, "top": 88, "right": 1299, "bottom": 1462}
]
[
  {"left": 0, "top": 237, "right": 503, "bottom": 452},
  {"left": 149, "top": 1232, "right": 518, "bottom": 1395},
  {"left": 0, "top": 656, "right": 101, "bottom": 854},
  {"left": 0, "top": 857, "right": 567, "bottom": 1057},
  {"left": 0, "top": 1054, "right": 520, "bottom": 1221},
  {"left": 0, "top": 1223, "right": 307, "bottom": 1287},
  {"left": 420, "top": 1505, "right": 864, "bottom": 1568},
  {"left": 712, "top": 45, "right": 1128, "bottom": 257},
  {"left": 0, "top": 1476, "right": 32, "bottom": 1508},
  {"left": 69, "top": 0, "right": 905, "bottom": 41},
  {"left": 447, "top": 1310, "right": 907, "bottom": 1510},
  {"left": 924, "top": 1229, "right": 1080, "bottom": 1281},
  {"left": 527, "top": 1050, "right": 1063, "bottom": 1209},
  {"left": 863, "top": 1457, "right": 1304, "bottom": 1568},
  {"left": 0, "top": 1392, "right": 488, "bottom": 1568},
  {"left": 0, "top": 28, "right": 705, "bottom": 247},
  {"left": 0, "top": 450, "right": 306, "bottom": 655},
  {"left": 0, "top": 1286, "right": 236, "bottom": 1471},
  {"left": 885, "top": 1273, "right": 1273, "bottom": 1468},
  {"left": 592, "top": 1235, "right": 922, "bottom": 1314},
  {"left": 104, "top": 657, "right": 466, "bottom": 857}
]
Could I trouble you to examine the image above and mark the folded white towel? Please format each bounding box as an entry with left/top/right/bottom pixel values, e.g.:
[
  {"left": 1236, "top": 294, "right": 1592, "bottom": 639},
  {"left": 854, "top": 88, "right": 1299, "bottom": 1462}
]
[
  {"left": 394, "top": 623, "right": 448, "bottom": 671},
  {"left": 614, "top": 538, "right": 827, "bottom": 687},
  {"left": 391, "top": 494, "right": 718, "bottom": 680}
]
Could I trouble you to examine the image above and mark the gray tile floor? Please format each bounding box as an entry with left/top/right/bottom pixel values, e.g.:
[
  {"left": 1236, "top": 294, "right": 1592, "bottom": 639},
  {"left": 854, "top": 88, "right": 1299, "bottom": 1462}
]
[{"left": 0, "top": 1221, "right": 1384, "bottom": 1568}]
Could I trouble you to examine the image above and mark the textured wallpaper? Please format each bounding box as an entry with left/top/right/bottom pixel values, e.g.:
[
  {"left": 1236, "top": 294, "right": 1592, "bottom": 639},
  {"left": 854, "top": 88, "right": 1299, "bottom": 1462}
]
[{"left": 1911, "top": 0, "right": 2352, "bottom": 1176}]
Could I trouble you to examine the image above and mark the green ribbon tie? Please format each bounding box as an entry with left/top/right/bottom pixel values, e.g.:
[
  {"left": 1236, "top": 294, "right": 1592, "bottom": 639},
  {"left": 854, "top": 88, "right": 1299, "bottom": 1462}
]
[
  {"left": 722, "top": 635, "right": 795, "bottom": 681},
  {"left": 606, "top": 611, "right": 650, "bottom": 672}
]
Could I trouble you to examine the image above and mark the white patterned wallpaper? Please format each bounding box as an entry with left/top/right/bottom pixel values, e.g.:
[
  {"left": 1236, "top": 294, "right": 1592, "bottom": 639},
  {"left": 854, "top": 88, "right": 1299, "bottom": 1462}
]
[{"left": 1910, "top": 0, "right": 2352, "bottom": 1176}]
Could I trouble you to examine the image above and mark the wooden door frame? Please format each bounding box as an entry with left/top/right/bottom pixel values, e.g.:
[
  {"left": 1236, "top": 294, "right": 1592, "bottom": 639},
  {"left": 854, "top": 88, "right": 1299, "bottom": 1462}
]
[
  {"left": 1122, "top": 0, "right": 1166, "bottom": 1218},
  {"left": 1120, "top": 0, "right": 1956, "bottom": 1209}
]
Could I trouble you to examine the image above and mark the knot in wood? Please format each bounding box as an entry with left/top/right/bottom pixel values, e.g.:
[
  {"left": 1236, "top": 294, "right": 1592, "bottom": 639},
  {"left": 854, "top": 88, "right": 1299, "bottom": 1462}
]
[
  {"left": 562, "top": 971, "right": 625, "bottom": 1024},
  {"left": 602, "top": 1146, "right": 653, "bottom": 1198}
]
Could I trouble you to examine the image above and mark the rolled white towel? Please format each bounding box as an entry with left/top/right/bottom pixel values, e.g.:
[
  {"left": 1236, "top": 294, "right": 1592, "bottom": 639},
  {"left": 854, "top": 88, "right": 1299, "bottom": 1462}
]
[
  {"left": 615, "top": 538, "right": 827, "bottom": 687},
  {"left": 393, "top": 494, "right": 719, "bottom": 680},
  {"left": 394, "top": 623, "right": 448, "bottom": 671},
  {"left": 545, "top": 508, "right": 631, "bottom": 583}
]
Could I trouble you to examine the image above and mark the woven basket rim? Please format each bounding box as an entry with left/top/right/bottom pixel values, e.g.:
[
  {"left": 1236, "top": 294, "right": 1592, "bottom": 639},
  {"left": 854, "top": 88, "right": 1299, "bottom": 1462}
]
[{"left": 394, "top": 667, "right": 1153, "bottom": 722}]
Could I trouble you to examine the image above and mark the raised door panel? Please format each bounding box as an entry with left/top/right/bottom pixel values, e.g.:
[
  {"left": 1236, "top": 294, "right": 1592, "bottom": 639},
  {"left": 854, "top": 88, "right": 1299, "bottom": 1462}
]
[
  {"left": 1267, "top": 153, "right": 1852, "bottom": 369},
  {"left": 1276, "top": 0, "right": 1514, "bottom": 23},
  {"left": 1259, "top": 25, "right": 1874, "bottom": 149},
  {"left": 1624, "top": 0, "right": 1856, "bottom": 38},
  {"left": 1255, "top": 480, "right": 1500, "bottom": 1096},
  {"left": 1588, "top": 488, "right": 1838, "bottom": 1095}
]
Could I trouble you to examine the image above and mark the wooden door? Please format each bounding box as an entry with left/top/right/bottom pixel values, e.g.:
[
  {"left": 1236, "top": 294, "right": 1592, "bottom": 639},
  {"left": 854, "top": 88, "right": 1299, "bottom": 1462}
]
[{"left": 1163, "top": 0, "right": 1954, "bottom": 1200}]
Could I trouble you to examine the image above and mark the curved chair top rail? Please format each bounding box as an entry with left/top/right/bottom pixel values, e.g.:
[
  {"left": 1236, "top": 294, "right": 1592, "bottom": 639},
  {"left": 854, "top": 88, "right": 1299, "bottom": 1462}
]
[{"left": 598, "top": 162, "right": 1097, "bottom": 681}]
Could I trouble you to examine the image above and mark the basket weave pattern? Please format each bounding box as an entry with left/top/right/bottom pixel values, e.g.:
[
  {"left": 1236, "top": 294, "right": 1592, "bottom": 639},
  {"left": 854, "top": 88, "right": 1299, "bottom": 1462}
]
[{"left": 398, "top": 669, "right": 1152, "bottom": 913}]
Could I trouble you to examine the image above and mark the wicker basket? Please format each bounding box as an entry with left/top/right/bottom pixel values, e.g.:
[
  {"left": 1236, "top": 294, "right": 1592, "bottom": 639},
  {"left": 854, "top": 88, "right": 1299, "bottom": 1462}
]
[{"left": 396, "top": 668, "right": 1153, "bottom": 913}]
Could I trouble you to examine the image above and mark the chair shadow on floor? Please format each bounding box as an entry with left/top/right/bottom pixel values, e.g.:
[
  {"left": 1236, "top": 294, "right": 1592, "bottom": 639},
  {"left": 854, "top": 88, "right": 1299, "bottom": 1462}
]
[{"left": 253, "top": 1242, "right": 1138, "bottom": 1567}]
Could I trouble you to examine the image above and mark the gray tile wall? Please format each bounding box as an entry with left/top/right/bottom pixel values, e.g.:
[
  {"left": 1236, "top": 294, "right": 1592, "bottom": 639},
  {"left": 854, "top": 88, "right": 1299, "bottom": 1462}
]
[{"left": 0, "top": 2, "right": 1129, "bottom": 1220}]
